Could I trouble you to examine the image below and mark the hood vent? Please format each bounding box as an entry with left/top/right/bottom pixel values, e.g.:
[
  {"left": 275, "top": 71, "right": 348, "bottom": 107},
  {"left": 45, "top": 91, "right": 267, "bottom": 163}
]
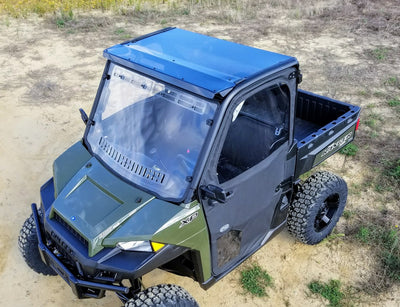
[{"left": 98, "top": 137, "right": 166, "bottom": 184}]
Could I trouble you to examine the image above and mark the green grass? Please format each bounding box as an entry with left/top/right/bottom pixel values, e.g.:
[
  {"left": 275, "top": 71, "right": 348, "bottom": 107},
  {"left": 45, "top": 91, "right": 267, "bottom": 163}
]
[
  {"left": 384, "top": 76, "right": 399, "bottom": 88},
  {"left": 0, "top": 0, "right": 159, "bottom": 17},
  {"left": 308, "top": 279, "right": 344, "bottom": 307},
  {"left": 384, "top": 249, "right": 400, "bottom": 281},
  {"left": 356, "top": 225, "right": 400, "bottom": 281},
  {"left": 388, "top": 98, "right": 400, "bottom": 107},
  {"left": 370, "top": 131, "right": 378, "bottom": 138},
  {"left": 372, "top": 159, "right": 400, "bottom": 194},
  {"left": 240, "top": 264, "right": 273, "bottom": 297},
  {"left": 357, "top": 226, "right": 371, "bottom": 243},
  {"left": 375, "top": 184, "right": 392, "bottom": 193},
  {"left": 381, "top": 229, "right": 400, "bottom": 281},
  {"left": 342, "top": 210, "right": 354, "bottom": 219},
  {"left": 381, "top": 159, "right": 400, "bottom": 186},
  {"left": 373, "top": 91, "right": 386, "bottom": 98},
  {"left": 55, "top": 9, "right": 74, "bottom": 28},
  {"left": 114, "top": 27, "right": 131, "bottom": 39},
  {"left": 371, "top": 47, "right": 388, "bottom": 61},
  {"left": 0, "top": 0, "right": 254, "bottom": 20},
  {"left": 387, "top": 159, "right": 400, "bottom": 181},
  {"left": 114, "top": 28, "right": 125, "bottom": 35},
  {"left": 339, "top": 143, "right": 358, "bottom": 156},
  {"left": 363, "top": 112, "right": 382, "bottom": 129},
  {"left": 358, "top": 89, "right": 368, "bottom": 96}
]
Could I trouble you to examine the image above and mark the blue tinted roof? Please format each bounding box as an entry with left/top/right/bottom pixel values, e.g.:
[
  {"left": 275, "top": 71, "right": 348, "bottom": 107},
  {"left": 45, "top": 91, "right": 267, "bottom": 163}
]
[{"left": 104, "top": 27, "right": 297, "bottom": 98}]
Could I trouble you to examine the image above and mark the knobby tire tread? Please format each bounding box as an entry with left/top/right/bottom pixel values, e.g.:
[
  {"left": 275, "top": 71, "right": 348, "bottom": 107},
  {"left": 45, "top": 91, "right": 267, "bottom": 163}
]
[
  {"left": 125, "top": 284, "right": 198, "bottom": 307},
  {"left": 287, "top": 171, "right": 347, "bottom": 245},
  {"left": 18, "top": 214, "right": 57, "bottom": 275}
]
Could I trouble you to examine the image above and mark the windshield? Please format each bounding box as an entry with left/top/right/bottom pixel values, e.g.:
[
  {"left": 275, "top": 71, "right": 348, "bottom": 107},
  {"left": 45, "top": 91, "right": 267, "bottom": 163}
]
[{"left": 87, "top": 63, "right": 217, "bottom": 200}]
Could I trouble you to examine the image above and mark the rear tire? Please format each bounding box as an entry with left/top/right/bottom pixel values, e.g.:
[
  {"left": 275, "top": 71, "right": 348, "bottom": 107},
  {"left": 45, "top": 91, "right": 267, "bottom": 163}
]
[
  {"left": 18, "top": 214, "right": 57, "bottom": 275},
  {"left": 125, "top": 284, "right": 198, "bottom": 307},
  {"left": 287, "top": 171, "right": 348, "bottom": 244}
]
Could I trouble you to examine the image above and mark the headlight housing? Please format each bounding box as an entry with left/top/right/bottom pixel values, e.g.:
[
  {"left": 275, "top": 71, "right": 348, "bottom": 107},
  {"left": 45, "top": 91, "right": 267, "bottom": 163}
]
[
  {"left": 98, "top": 241, "right": 166, "bottom": 264},
  {"left": 117, "top": 240, "right": 165, "bottom": 252}
]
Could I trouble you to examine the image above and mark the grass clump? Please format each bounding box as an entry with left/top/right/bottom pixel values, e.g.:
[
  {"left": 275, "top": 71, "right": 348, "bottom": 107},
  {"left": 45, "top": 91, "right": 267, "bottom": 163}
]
[
  {"left": 381, "top": 159, "right": 400, "bottom": 187},
  {"left": 371, "top": 47, "right": 388, "bottom": 61},
  {"left": 384, "top": 76, "right": 399, "bottom": 88},
  {"left": 387, "top": 159, "right": 400, "bottom": 181},
  {"left": 342, "top": 210, "right": 354, "bottom": 219},
  {"left": 384, "top": 249, "right": 400, "bottom": 281},
  {"left": 240, "top": 264, "right": 273, "bottom": 297},
  {"left": 388, "top": 98, "right": 400, "bottom": 107},
  {"left": 308, "top": 279, "right": 344, "bottom": 307},
  {"left": 363, "top": 112, "right": 381, "bottom": 129},
  {"left": 114, "top": 27, "right": 131, "bottom": 39},
  {"left": 373, "top": 159, "right": 400, "bottom": 194},
  {"left": 339, "top": 143, "right": 358, "bottom": 156},
  {"left": 357, "top": 226, "right": 372, "bottom": 243},
  {"left": 56, "top": 9, "right": 74, "bottom": 28},
  {"left": 356, "top": 225, "right": 400, "bottom": 281}
]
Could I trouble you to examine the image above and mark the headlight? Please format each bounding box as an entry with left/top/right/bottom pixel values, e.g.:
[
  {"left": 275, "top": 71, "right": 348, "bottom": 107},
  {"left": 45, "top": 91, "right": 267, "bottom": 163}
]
[
  {"left": 117, "top": 241, "right": 165, "bottom": 252},
  {"left": 117, "top": 241, "right": 152, "bottom": 252},
  {"left": 98, "top": 240, "right": 166, "bottom": 264}
]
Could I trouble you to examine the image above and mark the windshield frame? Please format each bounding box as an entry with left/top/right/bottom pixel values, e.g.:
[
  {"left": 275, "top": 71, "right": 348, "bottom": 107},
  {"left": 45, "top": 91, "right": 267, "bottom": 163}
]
[{"left": 83, "top": 60, "right": 220, "bottom": 203}]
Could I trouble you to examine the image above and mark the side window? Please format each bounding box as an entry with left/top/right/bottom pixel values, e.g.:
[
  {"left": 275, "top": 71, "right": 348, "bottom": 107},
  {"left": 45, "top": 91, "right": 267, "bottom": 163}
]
[{"left": 217, "top": 83, "right": 290, "bottom": 183}]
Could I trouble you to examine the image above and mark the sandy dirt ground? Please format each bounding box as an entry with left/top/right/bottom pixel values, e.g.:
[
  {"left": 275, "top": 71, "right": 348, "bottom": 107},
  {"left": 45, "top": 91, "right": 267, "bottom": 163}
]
[{"left": 0, "top": 3, "right": 399, "bottom": 306}]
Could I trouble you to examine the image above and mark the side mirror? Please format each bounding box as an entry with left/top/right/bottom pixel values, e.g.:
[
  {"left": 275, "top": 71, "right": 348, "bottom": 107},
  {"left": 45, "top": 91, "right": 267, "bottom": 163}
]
[
  {"left": 200, "top": 185, "right": 227, "bottom": 203},
  {"left": 79, "top": 108, "right": 89, "bottom": 125},
  {"left": 79, "top": 108, "right": 94, "bottom": 126}
]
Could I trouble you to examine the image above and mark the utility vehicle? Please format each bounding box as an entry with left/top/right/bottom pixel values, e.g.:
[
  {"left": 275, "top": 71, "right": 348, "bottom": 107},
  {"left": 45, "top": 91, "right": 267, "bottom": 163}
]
[{"left": 19, "top": 27, "right": 361, "bottom": 306}]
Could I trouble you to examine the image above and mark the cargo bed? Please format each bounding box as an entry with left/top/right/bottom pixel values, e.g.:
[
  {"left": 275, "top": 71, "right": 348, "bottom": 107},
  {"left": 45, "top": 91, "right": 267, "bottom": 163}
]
[{"left": 294, "top": 90, "right": 361, "bottom": 178}]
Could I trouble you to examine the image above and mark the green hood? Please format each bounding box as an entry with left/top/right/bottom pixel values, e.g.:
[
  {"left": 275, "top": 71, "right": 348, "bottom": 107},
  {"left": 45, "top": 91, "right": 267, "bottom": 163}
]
[{"left": 51, "top": 157, "right": 184, "bottom": 256}]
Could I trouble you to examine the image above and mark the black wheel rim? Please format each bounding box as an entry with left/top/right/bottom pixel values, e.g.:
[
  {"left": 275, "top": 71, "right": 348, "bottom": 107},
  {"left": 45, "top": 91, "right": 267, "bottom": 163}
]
[{"left": 314, "top": 193, "right": 340, "bottom": 232}]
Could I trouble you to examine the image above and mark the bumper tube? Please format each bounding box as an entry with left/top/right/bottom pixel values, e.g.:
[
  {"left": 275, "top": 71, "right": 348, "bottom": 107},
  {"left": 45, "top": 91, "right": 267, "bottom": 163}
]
[{"left": 31, "top": 203, "right": 130, "bottom": 298}]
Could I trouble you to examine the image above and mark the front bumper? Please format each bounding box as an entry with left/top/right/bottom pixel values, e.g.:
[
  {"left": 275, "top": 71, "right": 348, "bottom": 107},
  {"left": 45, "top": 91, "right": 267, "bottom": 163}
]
[
  {"left": 32, "top": 203, "right": 130, "bottom": 298},
  {"left": 33, "top": 178, "right": 188, "bottom": 299}
]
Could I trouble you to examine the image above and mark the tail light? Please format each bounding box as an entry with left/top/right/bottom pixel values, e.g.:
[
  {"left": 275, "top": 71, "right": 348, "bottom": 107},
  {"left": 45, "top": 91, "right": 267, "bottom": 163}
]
[{"left": 355, "top": 118, "right": 360, "bottom": 131}]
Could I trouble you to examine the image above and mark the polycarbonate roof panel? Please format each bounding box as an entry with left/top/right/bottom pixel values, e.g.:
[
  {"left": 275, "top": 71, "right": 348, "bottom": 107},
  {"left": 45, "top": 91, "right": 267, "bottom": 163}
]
[{"left": 104, "top": 28, "right": 297, "bottom": 98}]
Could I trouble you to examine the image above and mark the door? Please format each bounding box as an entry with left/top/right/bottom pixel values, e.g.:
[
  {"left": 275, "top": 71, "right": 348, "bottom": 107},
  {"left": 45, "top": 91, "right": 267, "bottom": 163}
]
[{"left": 199, "top": 81, "right": 293, "bottom": 276}]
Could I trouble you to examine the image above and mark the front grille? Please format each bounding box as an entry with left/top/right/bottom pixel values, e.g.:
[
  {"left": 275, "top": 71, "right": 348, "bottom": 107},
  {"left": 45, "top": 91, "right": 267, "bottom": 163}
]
[
  {"left": 54, "top": 212, "right": 89, "bottom": 248},
  {"left": 49, "top": 229, "right": 76, "bottom": 260}
]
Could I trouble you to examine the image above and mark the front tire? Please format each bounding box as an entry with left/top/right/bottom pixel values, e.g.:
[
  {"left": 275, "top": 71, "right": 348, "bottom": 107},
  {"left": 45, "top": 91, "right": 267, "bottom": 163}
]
[
  {"left": 125, "top": 284, "right": 198, "bottom": 307},
  {"left": 18, "top": 214, "right": 57, "bottom": 275},
  {"left": 287, "top": 171, "right": 348, "bottom": 244}
]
